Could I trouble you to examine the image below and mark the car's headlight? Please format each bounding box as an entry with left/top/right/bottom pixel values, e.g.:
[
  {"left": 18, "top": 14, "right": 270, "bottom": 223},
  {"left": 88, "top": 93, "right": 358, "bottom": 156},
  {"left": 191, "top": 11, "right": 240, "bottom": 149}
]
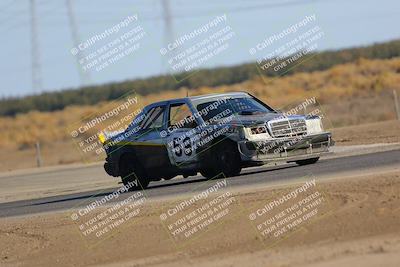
[
  {"left": 244, "top": 125, "right": 272, "bottom": 141},
  {"left": 306, "top": 118, "right": 323, "bottom": 134},
  {"left": 250, "top": 125, "right": 267, "bottom": 134}
]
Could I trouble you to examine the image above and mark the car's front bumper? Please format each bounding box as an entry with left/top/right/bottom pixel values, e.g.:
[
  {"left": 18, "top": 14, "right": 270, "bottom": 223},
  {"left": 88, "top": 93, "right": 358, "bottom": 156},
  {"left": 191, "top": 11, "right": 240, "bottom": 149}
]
[{"left": 238, "top": 132, "right": 334, "bottom": 165}]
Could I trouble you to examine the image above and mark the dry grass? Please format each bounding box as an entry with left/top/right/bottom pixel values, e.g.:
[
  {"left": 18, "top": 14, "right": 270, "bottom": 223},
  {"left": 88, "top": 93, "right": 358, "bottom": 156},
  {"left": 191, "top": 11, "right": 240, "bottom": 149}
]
[{"left": 0, "top": 57, "right": 400, "bottom": 171}]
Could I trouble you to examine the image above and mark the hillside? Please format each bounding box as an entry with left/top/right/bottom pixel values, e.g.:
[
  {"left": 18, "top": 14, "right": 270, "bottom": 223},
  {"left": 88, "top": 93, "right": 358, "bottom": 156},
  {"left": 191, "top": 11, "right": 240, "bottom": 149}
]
[
  {"left": 1, "top": 39, "right": 400, "bottom": 116},
  {"left": 1, "top": 57, "right": 399, "bottom": 150},
  {"left": 1, "top": 57, "right": 400, "bottom": 171}
]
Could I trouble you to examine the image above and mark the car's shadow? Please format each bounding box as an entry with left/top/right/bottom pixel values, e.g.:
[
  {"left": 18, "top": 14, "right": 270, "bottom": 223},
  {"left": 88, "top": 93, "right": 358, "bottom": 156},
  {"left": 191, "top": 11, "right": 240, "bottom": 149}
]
[
  {"left": 29, "top": 163, "right": 301, "bottom": 207},
  {"left": 237, "top": 163, "right": 298, "bottom": 177},
  {"left": 29, "top": 177, "right": 210, "bottom": 206}
]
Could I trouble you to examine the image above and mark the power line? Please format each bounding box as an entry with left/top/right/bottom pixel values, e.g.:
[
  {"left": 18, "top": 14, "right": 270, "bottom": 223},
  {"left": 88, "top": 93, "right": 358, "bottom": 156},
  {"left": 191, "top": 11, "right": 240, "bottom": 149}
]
[{"left": 0, "top": 0, "right": 320, "bottom": 33}]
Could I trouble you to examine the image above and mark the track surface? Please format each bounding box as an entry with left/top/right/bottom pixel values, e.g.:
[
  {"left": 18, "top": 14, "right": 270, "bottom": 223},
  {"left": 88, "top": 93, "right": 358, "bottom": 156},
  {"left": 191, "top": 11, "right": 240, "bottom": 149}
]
[{"left": 0, "top": 150, "right": 399, "bottom": 218}]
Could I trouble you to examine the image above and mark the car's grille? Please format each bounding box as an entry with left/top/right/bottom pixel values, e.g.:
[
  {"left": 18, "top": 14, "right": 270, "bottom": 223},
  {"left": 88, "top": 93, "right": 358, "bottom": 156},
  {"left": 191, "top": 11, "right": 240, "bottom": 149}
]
[{"left": 268, "top": 118, "right": 307, "bottom": 138}]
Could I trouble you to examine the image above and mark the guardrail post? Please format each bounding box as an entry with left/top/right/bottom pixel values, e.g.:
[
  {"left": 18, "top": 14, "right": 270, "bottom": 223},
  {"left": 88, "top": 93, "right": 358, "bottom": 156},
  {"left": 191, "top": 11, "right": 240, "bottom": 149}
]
[
  {"left": 394, "top": 90, "right": 400, "bottom": 121},
  {"left": 35, "top": 141, "right": 42, "bottom": 167}
]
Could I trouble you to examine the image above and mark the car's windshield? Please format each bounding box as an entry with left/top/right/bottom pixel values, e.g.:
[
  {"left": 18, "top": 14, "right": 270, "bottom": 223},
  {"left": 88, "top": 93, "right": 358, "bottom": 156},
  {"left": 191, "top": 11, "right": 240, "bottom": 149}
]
[{"left": 196, "top": 97, "right": 274, "bottom": 122}]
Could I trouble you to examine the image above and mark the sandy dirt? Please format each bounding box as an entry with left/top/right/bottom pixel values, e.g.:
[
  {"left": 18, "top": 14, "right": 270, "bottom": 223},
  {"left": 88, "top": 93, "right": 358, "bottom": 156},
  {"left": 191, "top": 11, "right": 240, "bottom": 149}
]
[
  {"left": 0, "top": 169, "right": 399, "bottom": 267},
  {"left": 331, "top": 119, "right": 400, "bottom": 145}
]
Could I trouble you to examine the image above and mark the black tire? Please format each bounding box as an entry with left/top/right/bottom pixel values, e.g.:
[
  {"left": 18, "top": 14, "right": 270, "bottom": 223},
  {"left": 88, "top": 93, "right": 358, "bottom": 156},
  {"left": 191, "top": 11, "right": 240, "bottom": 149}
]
[
  {"left": 119, "top": 154, "right": 150, "bottom": 190},
  {"left": 295, "top": 157, "right": 320, "bottom": 166},
  {"left": 200, "top": 168, "right": 216, "bottom": 179},
  {"left": 201, "top": 141, "right": 242, "bottom": 179}
]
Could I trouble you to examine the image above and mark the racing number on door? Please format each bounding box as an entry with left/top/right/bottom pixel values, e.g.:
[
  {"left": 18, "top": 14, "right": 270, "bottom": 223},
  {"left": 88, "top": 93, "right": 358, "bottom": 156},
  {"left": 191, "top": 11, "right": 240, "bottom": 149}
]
[
  {"left": 168, "top": 102, "right": 198, "bottom": 163},
  {"left": 172, "top": 137, "right": 182, "bottom": 157},
  {"left": 173, "top": 137, "right": 192, "bottom": 157}
]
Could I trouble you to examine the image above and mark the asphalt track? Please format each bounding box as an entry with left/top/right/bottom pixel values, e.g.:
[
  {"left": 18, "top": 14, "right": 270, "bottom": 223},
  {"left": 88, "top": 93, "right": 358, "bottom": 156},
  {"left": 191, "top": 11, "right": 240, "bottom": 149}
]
[{"left": 0, "top": 149, "right": 399, "bottom": 218}]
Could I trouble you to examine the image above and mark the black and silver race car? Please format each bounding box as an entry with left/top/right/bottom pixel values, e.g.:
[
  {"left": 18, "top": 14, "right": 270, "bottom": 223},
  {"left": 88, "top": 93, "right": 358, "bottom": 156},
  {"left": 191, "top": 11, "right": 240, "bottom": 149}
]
[{"left": 101, "top": 92, "right": 333, "bottom": 190}]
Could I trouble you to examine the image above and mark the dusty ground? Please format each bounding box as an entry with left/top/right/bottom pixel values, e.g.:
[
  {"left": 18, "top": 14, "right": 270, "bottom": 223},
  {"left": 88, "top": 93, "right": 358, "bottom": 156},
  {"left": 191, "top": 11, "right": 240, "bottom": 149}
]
[
  {"left": 0, "top": 169, "right": 399, "bottom": 267},
  {"left": 331, "top": 120, "right": 400, "bottom": 145}
]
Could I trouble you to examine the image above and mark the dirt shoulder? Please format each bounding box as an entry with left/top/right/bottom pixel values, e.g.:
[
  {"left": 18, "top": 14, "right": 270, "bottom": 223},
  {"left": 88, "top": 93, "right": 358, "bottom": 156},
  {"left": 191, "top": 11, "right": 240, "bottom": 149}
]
[
  {"left": 331, "top": 119, "right": 400, "bottom": 145},
  {"left": 0, "top": 169, "right": 399, "bottom": 267}
]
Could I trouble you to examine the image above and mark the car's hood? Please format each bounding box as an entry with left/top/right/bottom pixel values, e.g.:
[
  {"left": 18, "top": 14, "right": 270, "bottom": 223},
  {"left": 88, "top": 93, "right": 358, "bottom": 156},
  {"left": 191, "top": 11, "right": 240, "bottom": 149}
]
[{"left": 219, "top": 113, "right": 306, "bottom": 127}]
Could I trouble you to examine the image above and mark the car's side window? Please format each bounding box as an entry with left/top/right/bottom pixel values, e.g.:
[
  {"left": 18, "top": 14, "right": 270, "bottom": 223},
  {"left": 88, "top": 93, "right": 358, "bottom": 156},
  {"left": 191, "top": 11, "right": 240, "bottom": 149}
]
[
  {"left": 140, "top": 106, "right": 165, "bottom": 130},
  {"left": 169, "top": 103, "right": 197, "bottom": 128}
]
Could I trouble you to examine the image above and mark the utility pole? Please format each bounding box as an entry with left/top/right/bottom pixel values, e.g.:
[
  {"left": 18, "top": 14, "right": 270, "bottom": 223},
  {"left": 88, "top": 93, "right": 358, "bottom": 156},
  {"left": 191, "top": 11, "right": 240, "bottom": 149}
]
[
  {"left": 66, "top": 0, "right": 91, "bottom": 85},
  {"left": 30, "top": 0, "right": 42, "bottom": 92}
]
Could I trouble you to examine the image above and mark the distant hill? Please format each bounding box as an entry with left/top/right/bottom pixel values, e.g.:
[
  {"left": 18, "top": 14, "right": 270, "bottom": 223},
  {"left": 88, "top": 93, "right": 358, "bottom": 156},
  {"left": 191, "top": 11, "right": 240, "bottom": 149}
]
[{"left": 1, "top": 39, "right": 400, "bottom": 116}]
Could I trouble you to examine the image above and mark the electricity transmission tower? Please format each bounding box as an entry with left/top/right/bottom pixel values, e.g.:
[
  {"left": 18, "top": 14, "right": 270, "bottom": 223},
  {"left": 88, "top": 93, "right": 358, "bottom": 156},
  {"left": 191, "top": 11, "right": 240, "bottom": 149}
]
[
  {"left": 161, "top": 0, "right": 176, "bottom": 73},
  {"left": 65, "top": 0, "right": 91, "bottom": 85},
  {"left": 30, "top": 0, "right": 42, "bottom": 92}
]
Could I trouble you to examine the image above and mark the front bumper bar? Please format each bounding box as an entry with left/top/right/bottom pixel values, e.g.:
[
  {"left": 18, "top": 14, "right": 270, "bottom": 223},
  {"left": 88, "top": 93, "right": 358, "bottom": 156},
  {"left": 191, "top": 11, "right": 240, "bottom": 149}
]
[{"left": 238, "top": 132, "right": 334, "bottom": 164}]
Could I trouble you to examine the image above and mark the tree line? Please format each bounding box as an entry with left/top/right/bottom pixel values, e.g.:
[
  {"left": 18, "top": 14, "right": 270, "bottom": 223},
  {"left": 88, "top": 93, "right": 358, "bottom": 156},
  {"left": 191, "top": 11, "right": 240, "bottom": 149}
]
[{"left": 1, "top": 39, "right": 400, "bottom": 116}]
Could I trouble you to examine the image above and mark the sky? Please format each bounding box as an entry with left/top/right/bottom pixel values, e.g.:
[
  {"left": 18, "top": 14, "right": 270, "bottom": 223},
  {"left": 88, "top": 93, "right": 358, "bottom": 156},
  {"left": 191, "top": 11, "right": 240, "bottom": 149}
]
[{"left": 0, "top": 0, "right": 399, "bottom": 97}]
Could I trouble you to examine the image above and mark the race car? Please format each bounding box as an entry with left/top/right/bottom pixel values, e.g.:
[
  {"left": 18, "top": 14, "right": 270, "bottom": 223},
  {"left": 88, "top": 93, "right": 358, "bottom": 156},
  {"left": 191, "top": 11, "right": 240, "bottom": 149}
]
[{"left": 101, "top": 92, "right": 334, "bottom": 190}]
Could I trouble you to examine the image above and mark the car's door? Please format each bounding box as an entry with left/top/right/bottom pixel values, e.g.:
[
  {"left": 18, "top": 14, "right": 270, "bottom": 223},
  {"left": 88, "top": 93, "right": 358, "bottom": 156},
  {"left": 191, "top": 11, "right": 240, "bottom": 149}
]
[
  {"left": 131, "top": 104, "right": 170, "bottom": 169},
  {"left": 166, "top": 100, "right": 200, "bottom": 166}
]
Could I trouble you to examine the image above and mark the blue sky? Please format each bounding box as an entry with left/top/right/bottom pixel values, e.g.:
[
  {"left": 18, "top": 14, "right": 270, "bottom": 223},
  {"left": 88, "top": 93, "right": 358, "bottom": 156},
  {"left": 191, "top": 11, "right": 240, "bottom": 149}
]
[{"left": 0, "top": 0, "right": 399, "bottom": 97}]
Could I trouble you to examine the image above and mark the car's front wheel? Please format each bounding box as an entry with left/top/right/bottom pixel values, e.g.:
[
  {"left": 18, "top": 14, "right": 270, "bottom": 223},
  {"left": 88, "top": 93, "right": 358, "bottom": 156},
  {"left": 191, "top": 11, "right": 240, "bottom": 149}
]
[
  {"left": 295, "top": 157, "right": 320, "bottom": 166},
  {"left": 200, "top": 141, "right": 242, "bottom": 179},
  {"left": 119, "top": 154, "right": 150, "bottom": 190}
]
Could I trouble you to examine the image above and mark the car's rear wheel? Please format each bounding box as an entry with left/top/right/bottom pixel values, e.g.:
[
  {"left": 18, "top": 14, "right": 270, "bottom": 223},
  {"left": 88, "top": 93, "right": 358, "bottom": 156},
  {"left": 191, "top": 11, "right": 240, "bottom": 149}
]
[
  {"left": 295, "top": 157, "right": 320, "bottom": 166},
  {"left": 200, "top": 141, "right": 242, "bottom": 179},
  {"left": 119, "top": 154, "right": 149, "bottom": 190}
]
